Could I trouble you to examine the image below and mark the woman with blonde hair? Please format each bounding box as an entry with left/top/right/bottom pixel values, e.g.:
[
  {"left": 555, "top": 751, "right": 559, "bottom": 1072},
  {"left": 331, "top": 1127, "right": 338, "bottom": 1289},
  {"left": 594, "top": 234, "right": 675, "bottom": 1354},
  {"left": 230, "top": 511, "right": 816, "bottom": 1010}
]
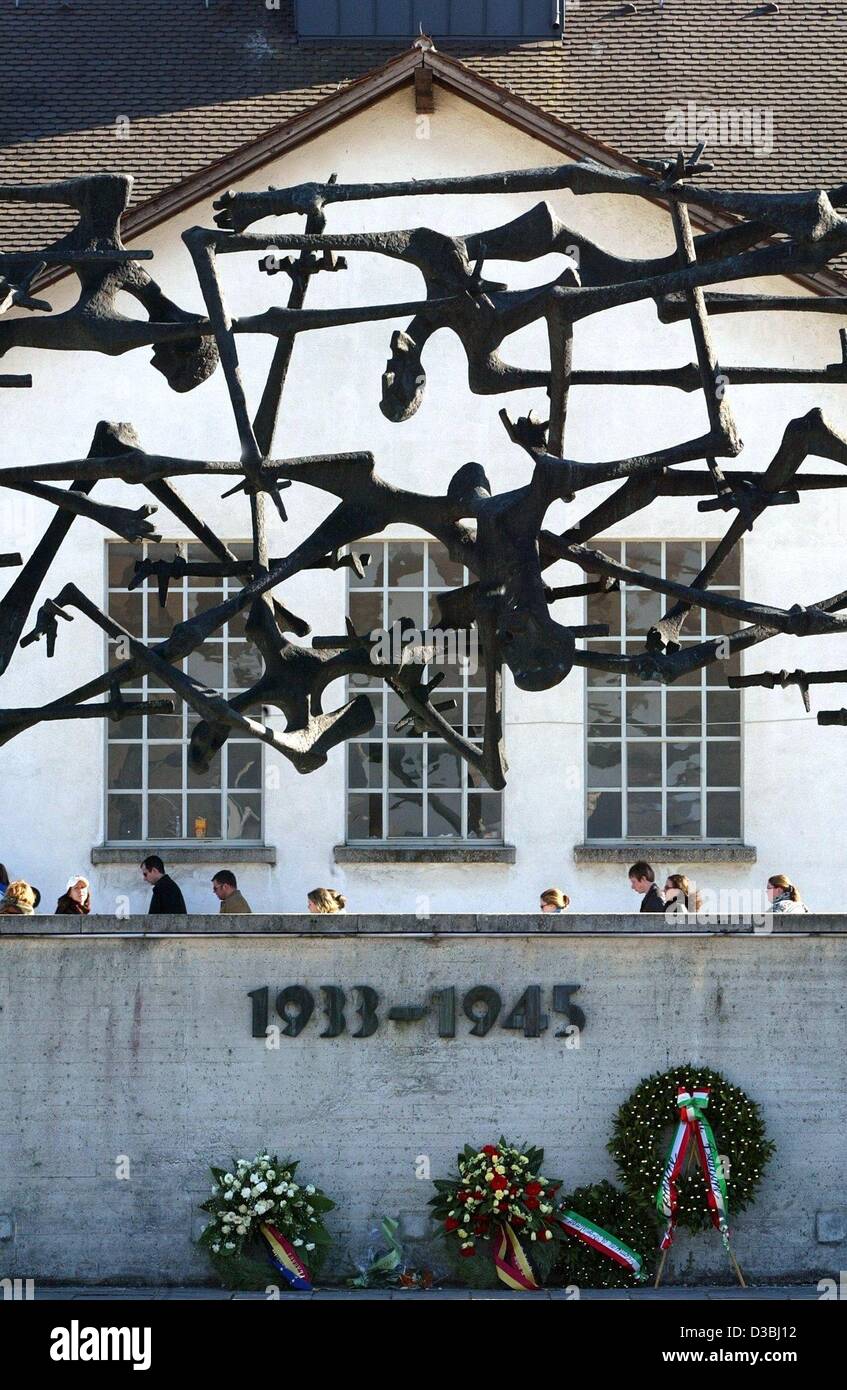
[
  {"left": 663, "top": 873, "right": 702, "bottom": 913},
  {"left": 766, "top": 874, "right": 808, "bottom": 914},
  {"left": 307, "top": 887, "right": 346, "bottom": 915},
  {"left": 0, "top": 880, "right": 37, "bottom": 915},
  {"left": 539, "top": 887, "right": 570, "bottom": 914}
]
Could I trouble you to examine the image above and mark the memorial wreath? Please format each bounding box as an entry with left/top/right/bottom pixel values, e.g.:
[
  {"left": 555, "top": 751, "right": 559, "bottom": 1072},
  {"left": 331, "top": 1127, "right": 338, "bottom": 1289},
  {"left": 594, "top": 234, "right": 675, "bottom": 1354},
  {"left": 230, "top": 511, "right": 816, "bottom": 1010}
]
[{"left": 198, "top": 1151, "right": 335, "bottom": 1290}]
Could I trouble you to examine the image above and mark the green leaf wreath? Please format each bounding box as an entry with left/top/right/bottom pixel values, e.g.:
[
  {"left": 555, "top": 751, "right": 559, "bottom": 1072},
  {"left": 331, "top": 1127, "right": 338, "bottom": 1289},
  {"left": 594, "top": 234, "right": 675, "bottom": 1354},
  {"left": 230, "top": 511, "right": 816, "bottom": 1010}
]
[
  {"left": 552, "top": 1181, "right": 657, "bottom": 1289},
  {"left": 198, "top": 1151, "right": 335, "bottom": 1290},
  {"left": 608, "top": 1065, "right": 775, "bottom": 1234}
]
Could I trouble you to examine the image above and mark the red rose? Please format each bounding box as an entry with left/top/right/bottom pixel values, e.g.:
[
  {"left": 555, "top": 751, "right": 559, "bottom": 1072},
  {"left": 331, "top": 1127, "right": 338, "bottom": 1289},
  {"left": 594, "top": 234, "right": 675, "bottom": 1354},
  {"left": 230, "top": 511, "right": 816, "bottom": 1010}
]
[
  {"left": 525, "top": 1181, "right": 543, "bottom": 1197},
  {"left": 444, "top": 1217, "right": 460, "bottom": 1231},
  {"left": 473, "top": 1220, "right": 490, "bottom": 1236},
  {"left": 490, "top": 1174, "right": 508, "bottom": 1191},
  {"left": 457, "top": 1190, "right": 468, "bottom": 1202},
  {"left": 525, "top": 1196, "right": 539, "bottom": 1210},
  {"left": 511, "top": 1215, "right": 525, "bottom": 1228},
  {"left": 482, "top": 1145, "right": 499, "bottom": 1157},
  {"left": 460, "top": 1245, "right": 476, "bottom": 1258}
]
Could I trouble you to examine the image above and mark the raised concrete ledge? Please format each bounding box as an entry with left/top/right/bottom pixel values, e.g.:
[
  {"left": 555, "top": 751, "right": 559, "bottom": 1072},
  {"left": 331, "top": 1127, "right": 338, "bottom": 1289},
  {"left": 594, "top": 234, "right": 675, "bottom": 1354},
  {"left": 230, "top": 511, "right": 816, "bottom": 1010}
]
[
  {"left": 334, "top": 844, "right": 516, "bottom": 864},
  {"left": 1, "top": 913, "right": 844, "bottom": 936},
  {"left": 91, "top": 845, "right": 276, "bottom": 865},
  {"left": 573, "top": 843, "right": 757, "bottom": 864}
]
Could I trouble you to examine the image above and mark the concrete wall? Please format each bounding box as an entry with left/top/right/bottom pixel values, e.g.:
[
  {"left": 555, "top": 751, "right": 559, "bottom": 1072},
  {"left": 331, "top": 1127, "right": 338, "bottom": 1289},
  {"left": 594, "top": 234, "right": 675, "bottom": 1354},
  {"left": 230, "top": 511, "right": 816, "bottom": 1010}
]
[
  {"left": 3, "top": 86, "right": 847, "bottom": 913},
  {"left": 1, "top": 920, "right": 844, "bottom": 1284}
]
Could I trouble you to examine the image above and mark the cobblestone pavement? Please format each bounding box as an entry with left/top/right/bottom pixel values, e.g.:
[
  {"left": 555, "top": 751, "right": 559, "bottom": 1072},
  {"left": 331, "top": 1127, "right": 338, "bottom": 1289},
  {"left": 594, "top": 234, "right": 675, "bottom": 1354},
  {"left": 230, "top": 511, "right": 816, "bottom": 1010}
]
[{"left": 28, "top": 1283, "right": 822, "bottom": 1301}]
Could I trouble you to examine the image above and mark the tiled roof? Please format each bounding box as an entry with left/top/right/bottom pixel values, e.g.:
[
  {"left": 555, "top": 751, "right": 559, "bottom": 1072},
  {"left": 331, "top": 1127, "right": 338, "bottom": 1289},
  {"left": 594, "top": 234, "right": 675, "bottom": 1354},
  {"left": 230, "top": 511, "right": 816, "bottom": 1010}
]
[{"left": 1, "top": 1, "right": 845, "bottom": 251}]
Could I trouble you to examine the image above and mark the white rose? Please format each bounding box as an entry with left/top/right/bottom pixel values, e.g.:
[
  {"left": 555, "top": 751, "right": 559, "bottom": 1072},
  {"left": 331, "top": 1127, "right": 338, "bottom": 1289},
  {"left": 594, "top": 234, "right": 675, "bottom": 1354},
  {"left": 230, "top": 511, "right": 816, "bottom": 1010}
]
[
  {"left": 250, "top": 1173, "right": 260, "bottom": 1183},
  {"left": 212, "top": 1244, "right": 220, "bottom": 1253},
  {"left": 266, "top": 1170, "right": 276, "bottom": 1180},
  {"left": 225, "top": 1192, "right": 234, "bottom": 1202},
  {"left": 293, "top": 1238, "right": 303, "bottom": 1247},
  {"left": 530, "top": 1232, "right": 537, "bottom": 1241},
  {"left": 305, "top": 1185, "right": 315, "bottom": 1195},
  {"left": 238, "top": 1205, "right": 248, "bottom": 1214},
  {"left": 225, "top": 1242, "right": 236, "bottom": 1250},
  {"left": 223, "top": 1174, "right": 234, "bottom": 1185},
  {"left": 273, "top": 1184, "right": 284, "bottom": 1195},
  {"left": 241, "top": 1187, "right": 251, "bottom": 1199},
  {"left": 305, "top": 1243, "right": 315, "bottom": 1252}
]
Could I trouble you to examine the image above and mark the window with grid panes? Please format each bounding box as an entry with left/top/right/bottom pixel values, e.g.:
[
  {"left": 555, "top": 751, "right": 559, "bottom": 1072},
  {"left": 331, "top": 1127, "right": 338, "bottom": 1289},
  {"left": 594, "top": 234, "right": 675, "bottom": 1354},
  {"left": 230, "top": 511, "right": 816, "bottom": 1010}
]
[
  {"left": 105, "top": 542, "right": 263, "bottom": 843},
  {"left": 584, "top": 540, "right": 742, "bottom": 842},
  {"left": 345, "top": 540, "right": 503, "bottom": 842}
]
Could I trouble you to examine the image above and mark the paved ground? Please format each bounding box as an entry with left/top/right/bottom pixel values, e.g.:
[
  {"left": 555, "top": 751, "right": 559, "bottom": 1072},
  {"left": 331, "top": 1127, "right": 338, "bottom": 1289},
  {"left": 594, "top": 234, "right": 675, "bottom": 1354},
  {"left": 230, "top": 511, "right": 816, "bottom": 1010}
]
[{"left": 29, "top": 1283, "right": 822, "bottom": 1301}]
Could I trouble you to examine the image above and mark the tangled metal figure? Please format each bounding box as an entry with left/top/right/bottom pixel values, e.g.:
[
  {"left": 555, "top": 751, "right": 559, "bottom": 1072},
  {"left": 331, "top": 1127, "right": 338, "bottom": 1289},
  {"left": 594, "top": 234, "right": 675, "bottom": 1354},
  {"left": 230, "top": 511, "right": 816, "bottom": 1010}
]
[{"left": 4, "top": 147, "right": 847, "bottom": 785}]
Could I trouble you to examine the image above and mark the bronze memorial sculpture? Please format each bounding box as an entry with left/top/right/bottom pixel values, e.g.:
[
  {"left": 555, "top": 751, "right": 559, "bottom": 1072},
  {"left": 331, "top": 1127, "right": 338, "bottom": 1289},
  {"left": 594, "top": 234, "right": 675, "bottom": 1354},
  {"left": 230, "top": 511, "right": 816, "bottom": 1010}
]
[{"left": 4, "top": 146, "right": 847, "bottom": 787}]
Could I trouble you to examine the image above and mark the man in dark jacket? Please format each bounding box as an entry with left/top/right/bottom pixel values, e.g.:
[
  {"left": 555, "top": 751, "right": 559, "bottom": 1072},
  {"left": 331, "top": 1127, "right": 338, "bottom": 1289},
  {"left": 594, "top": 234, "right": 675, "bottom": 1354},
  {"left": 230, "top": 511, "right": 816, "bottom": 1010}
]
[
  {"left": 628, "top": 860, "right": 665, "bottom": 913},
  {"left": 141, "top": 855, "right": 187, "bottom": 914}
]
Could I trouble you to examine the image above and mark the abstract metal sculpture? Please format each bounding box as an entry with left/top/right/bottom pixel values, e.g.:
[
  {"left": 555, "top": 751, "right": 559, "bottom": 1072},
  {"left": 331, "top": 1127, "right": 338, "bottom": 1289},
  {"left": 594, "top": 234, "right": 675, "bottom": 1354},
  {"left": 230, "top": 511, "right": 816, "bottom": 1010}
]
[{"left": 4, "top": 147, "right": 847, "bottom": 785}]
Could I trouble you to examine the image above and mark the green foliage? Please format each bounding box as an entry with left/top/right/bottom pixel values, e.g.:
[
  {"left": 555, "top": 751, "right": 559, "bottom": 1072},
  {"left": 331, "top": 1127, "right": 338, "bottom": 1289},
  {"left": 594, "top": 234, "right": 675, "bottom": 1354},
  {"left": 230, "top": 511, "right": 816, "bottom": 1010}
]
[{"left": 608, "top": 1064, "right": 775, "bottom": 1234}]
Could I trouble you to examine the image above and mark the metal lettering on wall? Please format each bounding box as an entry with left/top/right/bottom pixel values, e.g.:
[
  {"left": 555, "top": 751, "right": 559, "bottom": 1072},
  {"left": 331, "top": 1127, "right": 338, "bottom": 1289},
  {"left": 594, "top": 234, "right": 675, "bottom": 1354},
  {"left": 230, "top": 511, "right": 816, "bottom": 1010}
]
[{"left": 247, "top": 984, "right": 585, "bottom": 1040}]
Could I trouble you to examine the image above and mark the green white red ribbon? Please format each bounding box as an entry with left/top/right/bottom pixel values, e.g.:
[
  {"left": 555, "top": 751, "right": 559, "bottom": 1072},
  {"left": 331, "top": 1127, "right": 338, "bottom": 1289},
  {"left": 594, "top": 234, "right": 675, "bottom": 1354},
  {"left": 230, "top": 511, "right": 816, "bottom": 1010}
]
[
  {"left": 557, "top": 1211, "right": 645, "bottom": 1279},
  {"left": 657, "top": 1086, "right": 730, "bottom": 1251}
]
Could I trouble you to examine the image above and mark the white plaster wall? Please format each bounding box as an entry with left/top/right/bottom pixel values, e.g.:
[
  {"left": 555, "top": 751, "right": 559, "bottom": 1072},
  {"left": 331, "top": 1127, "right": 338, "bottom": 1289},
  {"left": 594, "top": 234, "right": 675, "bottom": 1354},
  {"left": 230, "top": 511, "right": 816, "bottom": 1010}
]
[{"left": 2, "top": 86, "right": 847, "bottom": 913}]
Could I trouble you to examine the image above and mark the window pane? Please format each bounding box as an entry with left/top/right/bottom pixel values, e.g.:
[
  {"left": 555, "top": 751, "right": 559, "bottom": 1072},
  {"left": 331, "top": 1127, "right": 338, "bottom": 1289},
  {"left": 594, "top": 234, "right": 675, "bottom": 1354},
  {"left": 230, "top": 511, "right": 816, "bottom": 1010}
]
[
  {"left": 187, "top": 644, "right": 224, "bottom": 691},
  {"left": 666, "top": 742, "right": 701, "bottom": 788},
  {"left": 586, "top": 585, "right": 621, "bottom": 631},
  {"left": 348, "top": 793, "right": 382, "bottom": 839},
  {"left": 626, "top": 690, "right": 660, "bottom": 737},
  {"left": 108, "top": 744, "right": 142, "bottom": 789},
  {"left": 467, "top": 691, "right": 487, "bottom": 738},
  {"left": 108, "top": 592, "right": 143, "bottom": 635},
  {"left": 586, "top": 642, "right": 622, "bottom": 687},
  {"left": 707, "top": 791, "right": 741, "bottom": 838},
  {"left": 107, "top": 795, "right": 142, "bottom": 840},
  {"left": 225, "top": 793, "right": 260, "bottom": 840},
  {"left": 467, "top": 793, "right": 503, "bottom": 840},
  {"left": 707, "top": 544, "right": 740, "bottom": 585},
  {"left": 388, "top": 743, "right": 423, "bottom": 787},
  {"left": 108, "top": 713, "right": 143, "bottom": 740},
  {"left": 587, "top": 690, "right": 621, "bottom": 738},
  {"left": 386, "top": 590, "right": 424, "bottom": 630},
  {"left": 666, "top": 541, "right": 702, "bottom": 585},
  {"left": 667, "top": 690, "right": 701, "bottom": 736},
  {"left": 587, "top": 790, "right": 621, "bottom": 839},
  {"left": 108, "top": 543, "right": 142, "bottom": 589},
  {"left": 147, "top": 709, "right": 183, "bottom": 739},
  {"left": 706, "top": 650, "right": 740, "bottom": 685},
  {"left": 148, "top": 793, "right": 182, "bottom": 839},
  {"left": 428, "top": 544, "right": 464, "bottom": 588},
  {"left": 629, "top": 741, "right": 662, "bottom": 786},
  {"left": 187, "top": 754, "right": 221, "bottom": 790},
  {"left": 348, "top": 546, "right": 385, "bottom": 589},
  {"left": 427, "top": 794, "right": 463, "bottom": 837},
  {"left": 666, "top": 791, "right": 700, "bottom": 837},
  {"left": 625, "top": 589, "right": 662, "bottom": 636},
  {"left": 388, "top": 541, "right": 424, "bottom": 587},
  {"left": 228, "top": 742, "right": 262, "bottom": 790},
  {"left": 707, "top": 741, "right": 741, "bottom": 787},
  {"left": 707, "top": 691, "right": 740, "bottom": 737},
  {"left": 387, "top": 793, "right": 423, "bottom": 837},
  {"left": 348, "top": 591, "right": 383, "bottom": 636},
  {"left": 148, "top": 744, "right": 182, "bottom": 789},
  {"left": 625, "top": 541, "right": 662, "bottom": 577},
  {"left": 186, "top": 587, "right": 224, "bottom": 621},
  {"left": 147, "top": 592, "right": 182, "bottom": 639},
  {"left": 427, "top": 743, "right": 462, "bottom": 788},
  {"left": 228, "top": 643, "right": 263, "bottom": 690},
  {"left": 188, "top": 794, "right": 222, "bottom": 840},
  {"left": 628, "top": 791, "right": 662, "bottom": 837},
  {"left": 348, "top": 742, "right": 383, "bottom": 789},
  {"left": 586, "top": 743, "right": 622, "bottom": 788}
]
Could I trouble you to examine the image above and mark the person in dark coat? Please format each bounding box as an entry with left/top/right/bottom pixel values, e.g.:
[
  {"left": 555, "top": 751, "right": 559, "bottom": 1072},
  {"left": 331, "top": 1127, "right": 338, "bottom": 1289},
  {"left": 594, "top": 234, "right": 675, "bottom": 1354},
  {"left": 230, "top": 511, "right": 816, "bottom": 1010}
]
[
  {"left": 55, "top": 875, "right": 91, "bottom": 915},
  {"left": 141, "top": 855, "right": 187, "bottom": 914},
  {"left": 628, "top": 860, "right": 665, "bottom": 913}
]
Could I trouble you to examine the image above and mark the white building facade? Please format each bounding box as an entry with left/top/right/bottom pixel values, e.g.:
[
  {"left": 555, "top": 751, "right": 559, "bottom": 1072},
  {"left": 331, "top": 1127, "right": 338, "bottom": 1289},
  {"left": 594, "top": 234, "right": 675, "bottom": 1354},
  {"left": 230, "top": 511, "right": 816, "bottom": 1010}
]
[{"left": 3, "top": 72, "right": 847, "bottom": 916}]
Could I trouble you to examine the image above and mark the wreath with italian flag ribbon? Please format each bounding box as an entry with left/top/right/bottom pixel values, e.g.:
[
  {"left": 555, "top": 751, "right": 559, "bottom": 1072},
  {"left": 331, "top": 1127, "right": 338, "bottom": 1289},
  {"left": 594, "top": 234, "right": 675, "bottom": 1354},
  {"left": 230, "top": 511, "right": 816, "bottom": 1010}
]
[
  {"left": 553, "top": 1181, "right": 658, "bottom": 1289},
  {"left": 430, "top": 1140, "right": 647, "bottom": 1289},
  {"left": 608, "top": 1065, "right": 774, "bottom": 1240}
]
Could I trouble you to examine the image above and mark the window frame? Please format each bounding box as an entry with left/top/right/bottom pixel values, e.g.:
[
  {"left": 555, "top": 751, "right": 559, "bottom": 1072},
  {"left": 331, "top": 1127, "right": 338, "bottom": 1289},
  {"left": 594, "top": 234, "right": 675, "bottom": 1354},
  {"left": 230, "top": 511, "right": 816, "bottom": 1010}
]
[
  {"left": 344, "top": 537, "right": 505, "bottom": 847},
  {"left": 103, "top": 540, "right": 265, "bottom": 848},
  {"left": 583, "top": 538, "right": 744, "bottom": 845}
]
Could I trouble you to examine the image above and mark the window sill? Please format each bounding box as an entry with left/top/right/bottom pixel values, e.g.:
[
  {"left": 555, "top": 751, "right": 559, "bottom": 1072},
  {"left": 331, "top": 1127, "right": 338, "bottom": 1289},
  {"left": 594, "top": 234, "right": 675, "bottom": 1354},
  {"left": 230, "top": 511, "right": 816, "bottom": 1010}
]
[
  {"left": 573, "top": 843, "right": 757, "bottom": 864},
  {"left": 334, "top": 844, "right": 516, "bottom": 864},
  {"left": 91, "top": 845, "right": 277, "bottom": 866}
]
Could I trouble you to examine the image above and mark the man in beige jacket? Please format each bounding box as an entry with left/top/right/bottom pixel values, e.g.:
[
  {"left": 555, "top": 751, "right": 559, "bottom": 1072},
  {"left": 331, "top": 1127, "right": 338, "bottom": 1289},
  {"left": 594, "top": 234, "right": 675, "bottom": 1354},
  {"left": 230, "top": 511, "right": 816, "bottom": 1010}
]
[{"left": 211, "top": 870, "right": 252, "bottom": 914}]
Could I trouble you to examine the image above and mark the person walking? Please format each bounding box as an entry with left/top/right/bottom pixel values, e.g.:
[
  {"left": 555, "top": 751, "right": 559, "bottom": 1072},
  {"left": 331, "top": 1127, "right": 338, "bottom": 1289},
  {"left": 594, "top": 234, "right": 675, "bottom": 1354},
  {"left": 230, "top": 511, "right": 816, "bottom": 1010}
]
[
  {"left": 211, "top": 870, "right": 252, "bottom": 914},
  {"left": 628, "top": 861, "right": 665, "bottom": 913},
  {"left": 55, "top": 875, "right": 91, "bottom": 915},
  {"left": 539, "top": 888, "right": 570, "bottom": 913},
  {"left": 663, "top": 873, "right": 703, "bottom": 914},
  {"left": 141, "top": 855, "right": 187, "bottom": 914},
  {"left": 766, "top": 874, "right": 809, "bottom": 914},
  {"left": 307, "top": 887, "right": 346, "bottom": 914},
  {"left": 0, "top": 880, "right": 37, "bottom": 915}
]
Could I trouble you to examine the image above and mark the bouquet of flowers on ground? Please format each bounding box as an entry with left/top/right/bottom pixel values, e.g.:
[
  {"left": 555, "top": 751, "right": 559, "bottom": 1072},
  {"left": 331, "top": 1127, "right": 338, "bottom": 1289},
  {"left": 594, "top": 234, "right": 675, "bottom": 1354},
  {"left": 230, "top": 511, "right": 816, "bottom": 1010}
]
[
  {"left": 198, "top": 1151, "right": 335, "bottom": 1290},
  {"left": 429, "top": 1139, "right": 565, "bottom": 1289}
]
